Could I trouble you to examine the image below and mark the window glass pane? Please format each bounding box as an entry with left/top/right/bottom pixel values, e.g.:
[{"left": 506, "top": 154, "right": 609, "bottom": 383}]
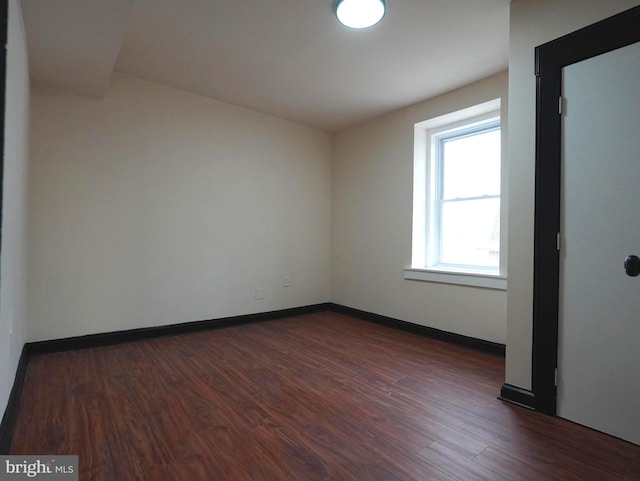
[
  {"left": 442, "top": 128, "right": 500, "bottom": 200},
  {"left": 440, "top": 197, "right": 500, "bottom": 268}
]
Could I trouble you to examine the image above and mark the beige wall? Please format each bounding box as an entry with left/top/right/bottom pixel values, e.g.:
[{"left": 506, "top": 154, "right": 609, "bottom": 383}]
[
  {"left": 0, "top": 0, "right": 30, "bottom": 417},
  {"left": 29, "top": 69, "right": 509, "bottom": 349},
  {"left": 332, "top": 71, "right": 508, "bottom": 344},
  {"left": 27, "top": 73, "right": 332, "bottom": 341},
  {"left": 506, "top": 0, "right": 640, "bottom": 389}
]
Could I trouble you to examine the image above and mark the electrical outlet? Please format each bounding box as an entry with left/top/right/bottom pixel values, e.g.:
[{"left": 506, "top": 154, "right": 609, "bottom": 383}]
[
  {"left": 9, "top": 329, "right": 13, "bottom": 358},
  {"left": 283, "top": 275, "right": 291, "bottom": 287},
  {"left": 255, "top": 287, "right": 265, "bottom": 300}
]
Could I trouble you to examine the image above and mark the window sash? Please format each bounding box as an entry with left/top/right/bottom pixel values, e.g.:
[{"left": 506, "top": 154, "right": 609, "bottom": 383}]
[
  {"left": 430, "top": 120, "right": 501, "bottom": 271},
  {"left": 436, "top": 195, "right": 501, "bottom": 270}
]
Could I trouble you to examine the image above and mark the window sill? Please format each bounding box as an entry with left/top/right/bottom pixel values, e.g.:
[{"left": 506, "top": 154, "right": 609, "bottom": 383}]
[{"left": 403, "top": 268, "right": 507, "bottom": 290}]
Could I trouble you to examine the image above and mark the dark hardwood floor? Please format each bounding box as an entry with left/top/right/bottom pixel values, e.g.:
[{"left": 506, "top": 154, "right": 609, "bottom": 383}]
[{"left": 9, "top": 311, "right": 640, "bottom": 480}]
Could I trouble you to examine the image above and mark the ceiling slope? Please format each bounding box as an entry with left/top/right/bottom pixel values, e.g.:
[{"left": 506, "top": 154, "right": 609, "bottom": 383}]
[{"left": 21, "top": 0, "right": 136, "bottom": 97}]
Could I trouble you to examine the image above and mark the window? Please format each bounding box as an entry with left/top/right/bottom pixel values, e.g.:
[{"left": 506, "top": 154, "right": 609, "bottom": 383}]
[{"left": 406, "top": 99, "right": 506, "bottom": 289}]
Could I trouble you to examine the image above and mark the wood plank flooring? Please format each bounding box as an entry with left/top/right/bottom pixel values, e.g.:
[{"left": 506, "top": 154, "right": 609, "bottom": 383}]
[{"left": 9, "top": 311, "right": 640, "bottom": 480}]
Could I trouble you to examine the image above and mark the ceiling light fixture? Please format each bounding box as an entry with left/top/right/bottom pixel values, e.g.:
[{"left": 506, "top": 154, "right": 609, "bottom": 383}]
[{"left": 335, "top": 0, "right": 386, "bottom": 29}]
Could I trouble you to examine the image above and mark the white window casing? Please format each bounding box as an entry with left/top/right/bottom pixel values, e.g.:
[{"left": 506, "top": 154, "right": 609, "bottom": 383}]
[{"left": 407, "top": 98, "right": 506, "bottom": 290}]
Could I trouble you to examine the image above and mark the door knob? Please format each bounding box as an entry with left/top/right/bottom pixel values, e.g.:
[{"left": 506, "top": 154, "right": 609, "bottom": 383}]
[{"left": 624, "top": 255, "right": 640, "bottom": 276}]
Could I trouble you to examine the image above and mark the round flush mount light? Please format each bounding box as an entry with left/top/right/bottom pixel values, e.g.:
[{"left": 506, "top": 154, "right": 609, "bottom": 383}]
[{"left": 335, "top": 0, "right": 386, "bottom": 29}]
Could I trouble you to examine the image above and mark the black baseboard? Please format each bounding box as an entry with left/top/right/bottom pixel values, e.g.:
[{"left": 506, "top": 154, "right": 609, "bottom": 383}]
[
  {"left": 499, "top": 383, "right": 536, "bottom": 410},
  {"left": 28, "top": 303, "right": 332, "bottom": 355},
  {"left": 328, "top": 303, "right": 506, "bottom": 357},
  {"left": 0, "top": 345, "right": 29, "bottom": 454},
  {"left": 26, "top": 302, "right": 506, "bottom": 358}
]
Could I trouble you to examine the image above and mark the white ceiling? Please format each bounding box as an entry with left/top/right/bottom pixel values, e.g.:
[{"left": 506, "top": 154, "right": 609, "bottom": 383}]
[{"left": 20, "top": 0, "right": 510, "bottom": 132}]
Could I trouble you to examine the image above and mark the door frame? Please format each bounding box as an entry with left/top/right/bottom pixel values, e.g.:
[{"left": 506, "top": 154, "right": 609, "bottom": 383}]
[
  {"left": 532, "top": 5, "right": 640, "bottom": 415},
  {"left": 0, "top": 0, "right": 6, "bottom": 265}
]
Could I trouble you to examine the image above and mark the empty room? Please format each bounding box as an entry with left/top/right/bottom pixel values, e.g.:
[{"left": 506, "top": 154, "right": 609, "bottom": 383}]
[{"left": 1, "top": 0, "right": 639, "bottom": 480}]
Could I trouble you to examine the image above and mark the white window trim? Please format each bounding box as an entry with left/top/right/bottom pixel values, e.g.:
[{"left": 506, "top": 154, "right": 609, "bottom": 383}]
[
  {"left": 408, "top": 98, "right": 506, "bottom": 288},
  {"left": 403, "top": 268, "right": 507, "bottom": 290}
]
